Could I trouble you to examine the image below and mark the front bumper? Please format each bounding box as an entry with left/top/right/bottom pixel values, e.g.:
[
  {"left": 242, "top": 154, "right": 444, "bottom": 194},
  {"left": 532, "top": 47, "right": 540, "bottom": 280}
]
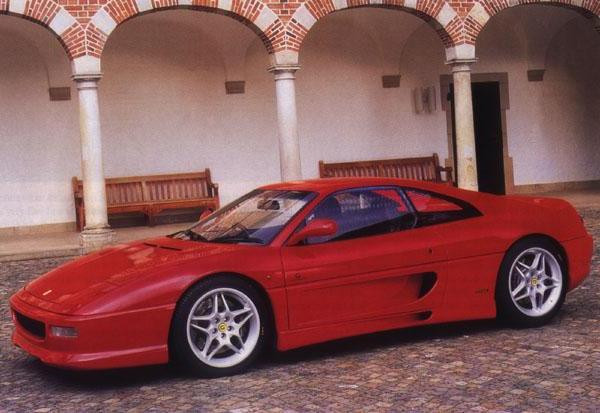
[{"left": 10, "top": 290, "right": 173, "bottom": 370}]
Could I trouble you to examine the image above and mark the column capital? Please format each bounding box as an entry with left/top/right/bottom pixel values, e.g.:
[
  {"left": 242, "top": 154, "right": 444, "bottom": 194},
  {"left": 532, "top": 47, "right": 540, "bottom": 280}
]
[
  {"left": 447, "top": 59, "right": 477, "bottom": 73},
  {"left": 445, "top": 44, "right": 476, "bottom": 63},
  {"left": 268, "top": 64, "right": 301, "bottom": 80},
  {"left": 73, "top": 75, "right": 102, "bottom": 88},
  {"left": 269, "top": 50, "right": 299, "bottom": 66},
  {"left": 71, "top": 55, "right": 103, "bottom": 83}
]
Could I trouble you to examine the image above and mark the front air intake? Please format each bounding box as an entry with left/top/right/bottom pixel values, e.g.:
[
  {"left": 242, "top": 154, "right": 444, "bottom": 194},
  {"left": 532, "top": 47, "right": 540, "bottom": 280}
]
[{"left": 14, "top": 310, "right": 45, "bottom": 339}]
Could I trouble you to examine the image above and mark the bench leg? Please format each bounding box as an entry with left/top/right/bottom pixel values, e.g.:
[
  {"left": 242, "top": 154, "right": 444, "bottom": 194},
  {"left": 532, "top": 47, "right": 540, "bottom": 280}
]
[
  {"left": 146, "top": 208, "right": 155, "bottom": 227},
  {"left": 76, "top": 207, "right": 85, "bottom": 231},
  {"left": 147, "top": 206, "right": 160, "bottom": 227}
]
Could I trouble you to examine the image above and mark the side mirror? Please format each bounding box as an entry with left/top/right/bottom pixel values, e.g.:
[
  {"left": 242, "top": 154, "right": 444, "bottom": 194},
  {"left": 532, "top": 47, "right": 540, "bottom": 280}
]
[{"left": 287, "top": 219, "right": 338, "bottom": 246}]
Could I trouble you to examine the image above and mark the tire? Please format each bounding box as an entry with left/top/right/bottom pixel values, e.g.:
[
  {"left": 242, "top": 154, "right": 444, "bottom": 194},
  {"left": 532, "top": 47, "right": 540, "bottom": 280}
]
[
  {"left": 495, "top": 237, "right": 567, "bottom": 328},
  {"left": 169, "top": 275, "right": 269, "bottom": 377}
]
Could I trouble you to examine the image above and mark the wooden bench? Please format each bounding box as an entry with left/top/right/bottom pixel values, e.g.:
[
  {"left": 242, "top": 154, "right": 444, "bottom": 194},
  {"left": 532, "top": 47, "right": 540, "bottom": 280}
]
[
  {"left": 318, "top": 153, "right": 453, "bottom": 184},
  {"left": 72, "top": 169, "right": 219, "bottom": 231}
]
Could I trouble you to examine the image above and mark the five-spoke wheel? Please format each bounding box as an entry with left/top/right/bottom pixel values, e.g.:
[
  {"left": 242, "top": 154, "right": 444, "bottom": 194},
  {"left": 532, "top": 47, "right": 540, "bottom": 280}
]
[
  {"left": 170, "top": 276, "right": 268, "bottom": 377},
  {"left": 497, "top": 238, "right": 567, "bottom": 327}
]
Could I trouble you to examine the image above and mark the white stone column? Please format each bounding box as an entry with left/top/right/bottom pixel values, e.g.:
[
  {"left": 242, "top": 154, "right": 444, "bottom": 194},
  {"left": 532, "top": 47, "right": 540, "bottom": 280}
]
[
  {"left": 269, "top": 65, "right": 302, "bottom": 182},
  {"left": 450, "top": 61, "right": 478, "bottom": 191},
  {"left": 72, "top": 57, "right": 115, "bottom": 249}
]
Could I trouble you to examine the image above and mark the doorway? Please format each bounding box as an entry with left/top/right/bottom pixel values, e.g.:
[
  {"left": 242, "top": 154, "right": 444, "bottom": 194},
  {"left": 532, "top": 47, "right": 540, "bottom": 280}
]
[
  {"left": 447, "top": 80, "right": 506, "bottom": 194},
  {"left": 472, "top": 82, "right": 505, "bottom": 194}
]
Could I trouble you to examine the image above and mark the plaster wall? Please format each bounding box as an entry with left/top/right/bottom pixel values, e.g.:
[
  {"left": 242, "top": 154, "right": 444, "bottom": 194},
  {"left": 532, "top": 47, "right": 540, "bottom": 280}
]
[{"left": 0, "top": 17, "right": 80, "bottom": 229}]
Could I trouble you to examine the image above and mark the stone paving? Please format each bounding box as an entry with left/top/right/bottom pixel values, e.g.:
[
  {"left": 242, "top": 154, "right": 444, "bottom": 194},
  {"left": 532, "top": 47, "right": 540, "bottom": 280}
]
[{"left": 1, "top": 208, "right": 599, "bottom": 412}]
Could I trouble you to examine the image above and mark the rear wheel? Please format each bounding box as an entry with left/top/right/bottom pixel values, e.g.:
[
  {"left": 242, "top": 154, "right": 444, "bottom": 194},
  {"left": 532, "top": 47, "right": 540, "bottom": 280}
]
[
  {"left": 496, "top": 238, "right": 567, "bottom": 327},
  {"left": 170, "top": 275, "right": 268, "bottom": 377}
]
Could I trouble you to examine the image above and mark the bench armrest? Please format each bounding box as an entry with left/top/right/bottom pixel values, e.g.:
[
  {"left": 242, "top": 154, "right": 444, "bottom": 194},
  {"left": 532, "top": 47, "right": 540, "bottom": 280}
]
[
  {"left": 71, "top": 177, "right": 84, "bottom": 204},
  {"left": 437, "top": 165, "right": 454, "bottom": 184},
  {"left": 209, "top": 182, "right": 219, "bottom": 198}
]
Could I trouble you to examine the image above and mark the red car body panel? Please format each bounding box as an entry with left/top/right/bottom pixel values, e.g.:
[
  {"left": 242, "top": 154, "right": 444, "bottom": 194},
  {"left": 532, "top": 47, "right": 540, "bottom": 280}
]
[{"left": 10, "top": 178, "right": 593, "bottom": 369}]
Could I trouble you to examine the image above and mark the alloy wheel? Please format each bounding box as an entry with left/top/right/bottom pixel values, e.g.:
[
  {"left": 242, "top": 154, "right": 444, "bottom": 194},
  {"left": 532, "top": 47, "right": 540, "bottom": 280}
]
[
  {"left": 186, "top": 288, "right": 260, "bottom": 368},
  {"left": 508, "top": 247, "right": 563, "bottom": 317}
]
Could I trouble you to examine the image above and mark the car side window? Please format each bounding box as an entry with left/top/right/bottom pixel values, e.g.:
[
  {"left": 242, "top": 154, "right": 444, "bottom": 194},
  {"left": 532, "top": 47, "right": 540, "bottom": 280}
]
[
  {"left": 404, "top": 188, "right": 480, "bottom": 227},
  {"left": 303, "top": 187, "right": 416, "bottom": 245}
]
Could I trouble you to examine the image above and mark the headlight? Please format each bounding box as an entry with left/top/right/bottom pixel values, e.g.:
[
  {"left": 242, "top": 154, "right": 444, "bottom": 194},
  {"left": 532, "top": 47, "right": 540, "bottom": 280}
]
[{"left": 50, "top": 326, "right": 78, "bottom": 338}]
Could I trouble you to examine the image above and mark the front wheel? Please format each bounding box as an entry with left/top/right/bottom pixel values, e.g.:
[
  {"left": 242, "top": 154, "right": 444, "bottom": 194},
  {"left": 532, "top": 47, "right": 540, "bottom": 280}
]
[
  {"left": 170, "top": 275, "right": 268, "bottom": 377},
  {"left": 496, "top": 238, "right": 567, "bottom": 327}
]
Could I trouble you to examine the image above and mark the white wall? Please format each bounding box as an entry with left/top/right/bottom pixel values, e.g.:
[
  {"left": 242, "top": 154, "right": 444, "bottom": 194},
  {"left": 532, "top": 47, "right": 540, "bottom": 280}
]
[
  {"left": 475, "top": 5, "right": 600, "bottom": 186},
  {"left": 0, "top": 16, "right": 80, "bottom": 228}
]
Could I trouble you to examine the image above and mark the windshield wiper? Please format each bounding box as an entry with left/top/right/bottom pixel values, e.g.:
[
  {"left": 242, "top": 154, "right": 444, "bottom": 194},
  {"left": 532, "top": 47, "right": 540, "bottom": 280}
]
[
  {"left": 211, "top": 235, "right": 264, "bottom": 245},
  {"left": 171, "top": 229, "right": 209, "bottom": 242},
  {"left": 210, "top": 222, "right": 265, "bottom": 244}
]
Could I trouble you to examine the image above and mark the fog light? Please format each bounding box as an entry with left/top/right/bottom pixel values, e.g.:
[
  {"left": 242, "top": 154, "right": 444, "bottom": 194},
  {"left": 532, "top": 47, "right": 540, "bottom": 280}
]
[{"left": 50, "top": 326, "right": 78, "bottom": 338}]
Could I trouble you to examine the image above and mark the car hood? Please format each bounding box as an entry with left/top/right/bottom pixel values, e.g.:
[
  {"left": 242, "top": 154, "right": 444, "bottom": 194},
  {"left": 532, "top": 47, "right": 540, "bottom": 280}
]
[{"left": 23, "top": 236, "right": 237, "bottom": 314}]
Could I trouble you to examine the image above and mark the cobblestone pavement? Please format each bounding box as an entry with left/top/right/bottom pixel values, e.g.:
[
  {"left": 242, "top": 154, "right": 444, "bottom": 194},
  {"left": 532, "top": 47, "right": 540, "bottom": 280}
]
[{"left": 1, "top": 209, "right": 599, "bottom": 413}]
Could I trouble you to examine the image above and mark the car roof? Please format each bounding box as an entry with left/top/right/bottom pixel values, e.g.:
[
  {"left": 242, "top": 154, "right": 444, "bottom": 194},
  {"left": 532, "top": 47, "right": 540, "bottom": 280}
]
[
  {"left": 261, "top": 177, "right": 459, "bottom": 194},
  {"left": 260, "top": 177, "right": 503, "bottom": 212}
]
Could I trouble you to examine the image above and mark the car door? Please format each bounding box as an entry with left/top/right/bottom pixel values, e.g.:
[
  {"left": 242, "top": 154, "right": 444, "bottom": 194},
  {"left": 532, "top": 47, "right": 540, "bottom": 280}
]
[
  {"left": 402, "top": 188, "right": 498, "bottom": 321},
  {"left": 281, "top": 186, "right": 448, "bottom": 330}
]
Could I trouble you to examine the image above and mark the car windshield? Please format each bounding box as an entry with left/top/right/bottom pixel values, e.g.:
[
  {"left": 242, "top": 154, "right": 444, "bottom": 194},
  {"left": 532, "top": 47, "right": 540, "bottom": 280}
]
[{"left": 172, "top": 189, "right": 315, "bottom": 245}]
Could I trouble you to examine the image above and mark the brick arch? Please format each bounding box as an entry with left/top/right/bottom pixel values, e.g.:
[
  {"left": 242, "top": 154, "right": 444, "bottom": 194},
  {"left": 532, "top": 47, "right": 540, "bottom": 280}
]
[
  {"left": 85, "top": 0, "right": 284, "bottom": 58},
  {"left": 1, "top": 0, "right": 85, "bottom": 59},
  {"left": 286, "top": 0, "right": 462, "bottom": 53},
  {"left": 466, "top": 0, "right": 600, "bottom": 45}
]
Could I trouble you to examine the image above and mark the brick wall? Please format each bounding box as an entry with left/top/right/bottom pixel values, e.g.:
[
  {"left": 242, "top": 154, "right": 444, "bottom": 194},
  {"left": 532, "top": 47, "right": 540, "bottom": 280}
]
[
  {"left": 58, "top": 0, "right": 101, "bottom": 23},
  {"left": 3, "top": 0, "right": 598, "bottom": 59}
]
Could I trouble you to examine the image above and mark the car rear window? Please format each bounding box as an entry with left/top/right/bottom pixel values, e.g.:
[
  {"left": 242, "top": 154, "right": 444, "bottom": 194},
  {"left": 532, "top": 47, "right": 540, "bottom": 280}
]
[{"left": 404, "top": 188, "right": 481, "bottom": 227}]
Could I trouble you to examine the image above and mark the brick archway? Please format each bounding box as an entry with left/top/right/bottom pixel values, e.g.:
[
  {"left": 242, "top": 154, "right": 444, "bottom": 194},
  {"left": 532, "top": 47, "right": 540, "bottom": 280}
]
[
  {"left": 286, "top": 0, "right": 462, "bottom": 53},
  {"left": 467, "top": 0, "right": 600, "bottom": 45},
  {"left": 6, "top": 0, "right": 599, "bottom": 59},
  {"left": 85, "top": 0, "right": 284, "bottom": 58},
  {"left": 1, "top": 0, "right": 85, "bottom": 58}
]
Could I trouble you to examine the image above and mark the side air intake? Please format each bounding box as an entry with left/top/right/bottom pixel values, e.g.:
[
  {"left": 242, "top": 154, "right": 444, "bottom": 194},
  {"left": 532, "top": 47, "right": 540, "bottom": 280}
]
[{"left": 418, "top": 272, "right": 437, "bottom": 299}]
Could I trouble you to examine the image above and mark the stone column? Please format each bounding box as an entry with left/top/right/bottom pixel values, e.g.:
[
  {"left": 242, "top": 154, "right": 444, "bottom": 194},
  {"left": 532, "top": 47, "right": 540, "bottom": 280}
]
[
  {"left": 72, "top": 63, "right": 115, "bottom": 249},
  {"left": 450, "top": 61, "right": 478, "bottom": 191},
  {"left": 269, "top": 65, "right": 302, "bottom": 182}
]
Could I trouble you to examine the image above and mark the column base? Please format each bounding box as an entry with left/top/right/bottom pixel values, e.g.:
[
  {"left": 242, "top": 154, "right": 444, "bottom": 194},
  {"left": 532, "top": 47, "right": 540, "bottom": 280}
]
[{"left": 80, "top": 227, "right": 116, "bottom": 251}]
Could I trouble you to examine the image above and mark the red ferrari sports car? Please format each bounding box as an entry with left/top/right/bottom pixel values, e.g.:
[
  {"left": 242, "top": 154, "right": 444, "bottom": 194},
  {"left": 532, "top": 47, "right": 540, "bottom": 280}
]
[{"left": 10, "top": 178, "right": 593, "bottom": 377}]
